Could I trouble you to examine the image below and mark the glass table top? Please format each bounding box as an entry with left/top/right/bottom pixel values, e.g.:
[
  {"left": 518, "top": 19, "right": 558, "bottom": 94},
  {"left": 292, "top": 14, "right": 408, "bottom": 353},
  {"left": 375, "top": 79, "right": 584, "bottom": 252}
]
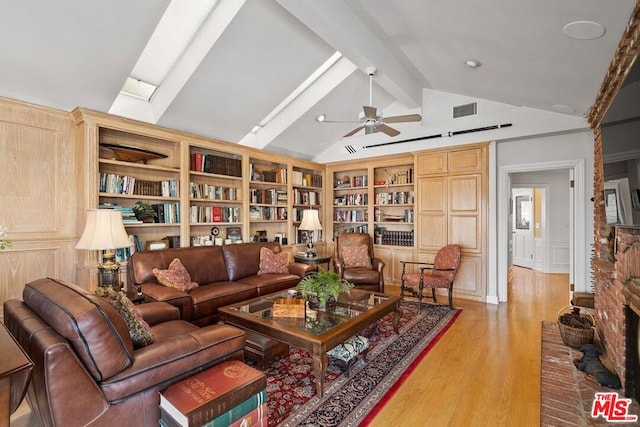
[{"left": 229, "top": 289, "right": 393, "bottom": 336}]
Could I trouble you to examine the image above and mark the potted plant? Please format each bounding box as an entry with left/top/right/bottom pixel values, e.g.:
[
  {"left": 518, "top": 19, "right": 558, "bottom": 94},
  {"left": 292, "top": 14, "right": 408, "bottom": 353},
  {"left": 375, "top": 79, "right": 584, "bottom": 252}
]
[
  {"left": 133, "top": 201, "right": 157, "bottom": 223},
  {"left": 296, "top": 270, "right": 353, "bottom": 310}
]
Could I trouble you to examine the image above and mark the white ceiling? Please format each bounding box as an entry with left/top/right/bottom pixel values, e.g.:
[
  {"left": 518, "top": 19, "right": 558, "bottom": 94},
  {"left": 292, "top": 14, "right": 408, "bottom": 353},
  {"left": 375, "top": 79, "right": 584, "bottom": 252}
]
[{"left": 0, "top": 0, "right": 636, "bottom": 162}]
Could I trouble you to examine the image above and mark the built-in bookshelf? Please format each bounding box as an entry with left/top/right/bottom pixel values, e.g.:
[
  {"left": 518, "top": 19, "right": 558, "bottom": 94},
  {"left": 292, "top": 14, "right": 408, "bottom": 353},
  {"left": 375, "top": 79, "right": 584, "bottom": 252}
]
[
  {"left": 292, "top": 166, "right": 324, "bottom": 245},
  {"left": 372, "top": 164, "right": 414, "bottom": 247},
  {"left": 96, "top": 127, "right": 182, "bottom": 258},
  {"left": 74, "top": 109, "right": 327, "bottom": 284},
  {"left": 248, "top": 158, "right": 288, "bottom": 242},
  {"left": 332, "top": 167, "right": 370, "bottom": 237},
  {"left": 326, "top": 154, "right": 418, "bottom": 285},
  {"left": 188, "top": 146, "right": 243, "bottom": 246}
]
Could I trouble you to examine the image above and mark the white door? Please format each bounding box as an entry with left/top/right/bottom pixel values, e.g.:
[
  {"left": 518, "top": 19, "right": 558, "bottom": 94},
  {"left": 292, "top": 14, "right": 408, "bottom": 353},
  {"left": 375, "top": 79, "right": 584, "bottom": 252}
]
[{"left": 511, "top": 188, "right": 535, "bottom": 268}]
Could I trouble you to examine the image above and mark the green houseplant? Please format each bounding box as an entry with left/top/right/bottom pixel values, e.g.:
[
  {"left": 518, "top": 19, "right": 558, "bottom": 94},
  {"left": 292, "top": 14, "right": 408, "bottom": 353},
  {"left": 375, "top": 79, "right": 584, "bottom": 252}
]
[
  {"left": 132, "top": 201, "right": 157, "bottom": 223},
  {"left": 296, "top": 270, "right": 354, "bottom": 310}
]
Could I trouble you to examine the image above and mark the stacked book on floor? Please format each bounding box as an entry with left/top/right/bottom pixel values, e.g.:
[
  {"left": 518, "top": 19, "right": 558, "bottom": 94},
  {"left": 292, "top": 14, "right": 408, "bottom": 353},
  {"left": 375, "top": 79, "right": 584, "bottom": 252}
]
[{"left": 160, "top": 360, "right": 267, "bottom": 427}]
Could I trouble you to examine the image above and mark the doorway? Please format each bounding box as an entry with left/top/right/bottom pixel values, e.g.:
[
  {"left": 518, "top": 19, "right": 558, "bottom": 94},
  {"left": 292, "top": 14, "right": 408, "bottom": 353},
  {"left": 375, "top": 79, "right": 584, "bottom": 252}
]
[{"left": 496, "top": 159, "right": 586, "bottom": 303}]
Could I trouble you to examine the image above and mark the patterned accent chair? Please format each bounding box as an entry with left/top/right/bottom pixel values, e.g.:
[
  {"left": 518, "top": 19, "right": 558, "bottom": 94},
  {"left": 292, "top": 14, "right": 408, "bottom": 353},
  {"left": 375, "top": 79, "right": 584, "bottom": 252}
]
[
  {"left": 400, "top": 244, "right": 462, "bottom": 309},
  {"left": 334, "top": 233, "right": 385, "bottom": 292}
]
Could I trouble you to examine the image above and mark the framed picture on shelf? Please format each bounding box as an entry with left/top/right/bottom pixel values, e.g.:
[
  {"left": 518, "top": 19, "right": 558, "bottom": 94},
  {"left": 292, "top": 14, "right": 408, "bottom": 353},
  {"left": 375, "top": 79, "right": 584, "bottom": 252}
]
[
  {"left": 255, "top": 230, "right": 268, "bottom": 242},
  {"left": 226, "top": 226, "right": 242, "bottom": 242},
  {"left": 146, "top": 241, "right": 168, "bottom": 251}
]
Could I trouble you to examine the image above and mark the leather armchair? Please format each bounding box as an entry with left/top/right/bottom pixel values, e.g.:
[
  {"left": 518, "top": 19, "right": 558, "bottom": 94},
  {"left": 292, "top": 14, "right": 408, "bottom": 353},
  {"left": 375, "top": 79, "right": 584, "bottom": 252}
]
[
  {"left": 334, "top": 233, "right": 385, "bottom": 292},
  {"left": 3, "top": 278, "right": 246, "bottom": 427}
]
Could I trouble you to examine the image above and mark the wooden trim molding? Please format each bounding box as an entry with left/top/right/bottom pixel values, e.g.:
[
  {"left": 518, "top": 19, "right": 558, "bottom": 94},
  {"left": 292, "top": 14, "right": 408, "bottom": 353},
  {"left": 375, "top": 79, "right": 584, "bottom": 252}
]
[{"left": 588, "top": 2, "right": 640, "bottom": 128}]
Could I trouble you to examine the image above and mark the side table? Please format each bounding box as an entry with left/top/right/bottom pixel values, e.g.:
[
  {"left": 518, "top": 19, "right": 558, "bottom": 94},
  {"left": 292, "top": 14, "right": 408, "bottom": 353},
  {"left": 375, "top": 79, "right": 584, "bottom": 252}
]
[
  {"left": 294, "top": 255, "right": 332, "bottom": 271},
  {"left": 0, "top": 321, "right": 33, "bottom": 427}
]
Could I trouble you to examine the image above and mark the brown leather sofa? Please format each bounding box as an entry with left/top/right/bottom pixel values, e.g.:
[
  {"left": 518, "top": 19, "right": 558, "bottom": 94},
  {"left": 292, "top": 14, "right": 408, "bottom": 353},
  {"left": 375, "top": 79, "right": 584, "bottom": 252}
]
[
  {"left": 128, "top": 242, "right": 316, "bottom": 326},
  {"left": 3, "top": 278, "right": 246, "bottom": 427}
]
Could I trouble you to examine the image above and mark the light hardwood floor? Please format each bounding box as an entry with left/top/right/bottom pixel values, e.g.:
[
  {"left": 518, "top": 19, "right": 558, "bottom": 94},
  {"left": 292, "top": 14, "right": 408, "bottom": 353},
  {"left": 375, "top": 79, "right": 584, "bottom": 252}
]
[
  {"left": 369, "top": 266, "right": 570, "bottom": 427},
  {"left": 10, "top": 267, "right": 569, "bottom": 427}
]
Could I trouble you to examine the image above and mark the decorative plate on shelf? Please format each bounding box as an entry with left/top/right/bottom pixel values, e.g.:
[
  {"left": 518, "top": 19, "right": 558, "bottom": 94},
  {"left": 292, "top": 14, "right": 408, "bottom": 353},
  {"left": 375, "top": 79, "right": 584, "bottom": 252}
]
[
  {"left": 382, "top": 214, "right": 404, "bottom": 222},
  {"left": 99, "top": 143, "right": 167, "bottom": 164}
]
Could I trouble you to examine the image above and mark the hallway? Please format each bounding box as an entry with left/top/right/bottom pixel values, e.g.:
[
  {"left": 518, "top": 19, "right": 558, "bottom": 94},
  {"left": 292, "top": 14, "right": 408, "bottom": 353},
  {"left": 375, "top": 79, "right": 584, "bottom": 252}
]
[{"left": 370, "top": 267, "right": 570, "bottom": 426}]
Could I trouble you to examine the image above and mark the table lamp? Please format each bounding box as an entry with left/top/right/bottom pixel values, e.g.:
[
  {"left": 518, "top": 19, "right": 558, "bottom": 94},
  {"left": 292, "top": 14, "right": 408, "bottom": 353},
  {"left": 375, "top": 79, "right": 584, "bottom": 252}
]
[
  {"left": 76, "top": 209, "right": 131, "bottom": 288},
  {"left": 299, "top": 208, "right": 322, "bottom": 257}
]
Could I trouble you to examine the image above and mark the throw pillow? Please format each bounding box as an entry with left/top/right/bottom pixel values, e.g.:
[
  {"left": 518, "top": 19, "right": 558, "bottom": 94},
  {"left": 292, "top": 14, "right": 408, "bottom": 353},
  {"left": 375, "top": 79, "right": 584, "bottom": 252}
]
[
  {"left": 152, "top": 258, "right": 198, "bottom": 292},
  {"left": 342, "top": 244, "right": 372, "bottom": 269},
  {"left": 95, "top": 287, "right": 155, "bottom": 348},
  {"left": 258, "top": 247, "right": 290, "bottom": 274}
]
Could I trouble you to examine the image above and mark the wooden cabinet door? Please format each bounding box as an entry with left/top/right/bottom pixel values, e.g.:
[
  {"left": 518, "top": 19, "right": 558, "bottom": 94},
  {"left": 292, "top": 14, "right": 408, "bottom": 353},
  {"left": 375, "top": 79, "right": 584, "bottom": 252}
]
[
  {"left": 417, "top": 177, "right": 447, "bottom": 250},
  {"left": 449, "top": 147, "right": 483, "bottom": 173},
  {"left": 449, "top": 174, "right": 482, "bottom": 253},
  {"left": 375, "top": 246, "right": 393, "bottom": 284},
  {"left": 392, "top": 248, "right": 414, "bottom": 284},
  {"left": 416, "top": 152, "right": 447, "bottom": 175}
]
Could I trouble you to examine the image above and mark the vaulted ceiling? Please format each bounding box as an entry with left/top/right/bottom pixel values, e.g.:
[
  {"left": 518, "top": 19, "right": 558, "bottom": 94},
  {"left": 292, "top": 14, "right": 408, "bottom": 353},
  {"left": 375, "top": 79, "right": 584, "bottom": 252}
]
[{"left": 0, "top": 0, "right": 636, "bottom": 162}]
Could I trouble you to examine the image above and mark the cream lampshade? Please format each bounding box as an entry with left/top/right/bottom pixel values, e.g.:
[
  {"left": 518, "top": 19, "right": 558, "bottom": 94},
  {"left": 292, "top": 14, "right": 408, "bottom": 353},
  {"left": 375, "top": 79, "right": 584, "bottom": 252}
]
[
  {"left": 299, "top": 209, "right": 322, "bottom": 257},
  {"left": 76, "top": 209, "right": 131, "bottom": 288}
]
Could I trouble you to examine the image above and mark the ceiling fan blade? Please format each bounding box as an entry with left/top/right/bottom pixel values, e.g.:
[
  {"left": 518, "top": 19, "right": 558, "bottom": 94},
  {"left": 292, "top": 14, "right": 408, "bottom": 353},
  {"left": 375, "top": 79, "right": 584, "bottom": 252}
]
[
  {"left": 363, "top": 106, "right": 377, "bottom": 120},
  {"left": 344, "top": 126, "right": 365, "bottom": 137},
  {"left": 376, "top": 123, "right": 400, "bottom": 137},
  {"left": 383, "top": 113, "right": 422, "bottom": 123}
]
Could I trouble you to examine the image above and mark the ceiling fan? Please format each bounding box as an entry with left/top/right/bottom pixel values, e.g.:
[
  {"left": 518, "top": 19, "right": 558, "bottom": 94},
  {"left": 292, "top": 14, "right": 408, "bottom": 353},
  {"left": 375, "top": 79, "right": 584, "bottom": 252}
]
[{"left": 317, "top": 67, "right": 422, "bottom": 138}]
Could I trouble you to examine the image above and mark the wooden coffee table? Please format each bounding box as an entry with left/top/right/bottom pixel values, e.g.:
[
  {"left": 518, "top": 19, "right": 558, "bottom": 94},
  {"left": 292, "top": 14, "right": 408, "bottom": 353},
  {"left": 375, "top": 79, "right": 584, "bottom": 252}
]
[{"left": 219, "top": 288, "right": 401, "bottom": 397}]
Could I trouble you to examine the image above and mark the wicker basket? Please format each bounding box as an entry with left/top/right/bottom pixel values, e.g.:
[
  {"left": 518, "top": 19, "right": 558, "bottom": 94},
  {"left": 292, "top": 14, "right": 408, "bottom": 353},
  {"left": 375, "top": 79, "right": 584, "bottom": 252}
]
[{"left": 557, "top": 306, "right": 594, "bottom": 349}]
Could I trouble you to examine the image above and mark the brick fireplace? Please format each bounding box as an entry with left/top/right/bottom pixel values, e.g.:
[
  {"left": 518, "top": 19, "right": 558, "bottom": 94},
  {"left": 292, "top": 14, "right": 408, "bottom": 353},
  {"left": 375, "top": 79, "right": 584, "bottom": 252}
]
[
  {"left": 593, "top": 224, "right": 640, "bottom": 399},
  {"left": 589, "top": 2, "right": 640, "bottom": 401}
]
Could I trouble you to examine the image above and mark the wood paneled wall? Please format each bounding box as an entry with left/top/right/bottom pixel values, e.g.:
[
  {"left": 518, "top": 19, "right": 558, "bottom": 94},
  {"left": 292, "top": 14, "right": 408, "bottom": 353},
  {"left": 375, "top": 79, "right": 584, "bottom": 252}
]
[{"left": 0, "top": 98, "right": 77, "bottom": 319}]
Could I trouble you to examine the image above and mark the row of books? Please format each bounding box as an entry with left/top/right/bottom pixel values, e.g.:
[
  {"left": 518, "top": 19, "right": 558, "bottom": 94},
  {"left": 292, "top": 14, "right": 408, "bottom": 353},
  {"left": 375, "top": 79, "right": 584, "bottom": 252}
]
[
  {"left": 250, "top": 163, "right": 287, "bottom": 184},
  {"left": 294, "top": 227, "right": 323, "bottom": 244},
  {"left": 293, "top": 189, "right": 320, "bottom": 206},
  {"left": 153, "top": 203, "right": 181, "bottom": 223},
  {"left": 379, "top": 230, "right": 414, "bottom": 246},
  {"left": 292, "top": 170, "right": 322, "bottom": 187},
  {"left": 335, "top": 174, "right": 368, "bottom": 188},
  {"left": 249, "top": 206, "right": 288, "bottom": 221},
  {"left": 249, "top": 188, "right": 286, "bottom": 205},
  {"left": 160, "top": 360, "right": 267, "bottom": 427},
  {"left": 190, "top": 152, "right": 242, "bottom": 177},
  {"left": 333, "top": 224, "right": 368, "bottom": 235},
  {"left": 334, "top": 210, "right": 368, "bottom": 223},
  {"left": 334, "top": 193, "right": 368, "bottom": 206},
  {"left": 189, "top": 182, "right": 241, "bottom": 201},
  {"left": 374, "top": 191, "right": 415, "bottom": 205},
  {"left": 190, "top": 206, "right": 240, "bottom": 224},
  {"left": 99, "top": 203, "right": 141, "bottom": 224},
  {"left": 103, "top": 234, "right": 143, "bottom": 263},
  {"left": 100, "top": 173, "right": 179, "bottom": 197},
  {"left": 291, "top": 207, "right": 320, "bottom": 222}
]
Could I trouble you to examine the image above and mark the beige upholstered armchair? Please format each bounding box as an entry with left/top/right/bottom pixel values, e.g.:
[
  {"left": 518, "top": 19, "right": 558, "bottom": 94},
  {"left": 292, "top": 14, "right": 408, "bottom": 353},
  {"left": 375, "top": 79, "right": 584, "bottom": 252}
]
[{"left": 334, "top": 233, "right": 385, "bottom": 292}]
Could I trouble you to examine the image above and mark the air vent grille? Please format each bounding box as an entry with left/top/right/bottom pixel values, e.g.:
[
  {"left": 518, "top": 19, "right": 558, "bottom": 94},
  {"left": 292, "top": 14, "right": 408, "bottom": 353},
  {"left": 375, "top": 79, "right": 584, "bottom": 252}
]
[{"left": 453, "top": 102, "right": 477, "bottom": 118}]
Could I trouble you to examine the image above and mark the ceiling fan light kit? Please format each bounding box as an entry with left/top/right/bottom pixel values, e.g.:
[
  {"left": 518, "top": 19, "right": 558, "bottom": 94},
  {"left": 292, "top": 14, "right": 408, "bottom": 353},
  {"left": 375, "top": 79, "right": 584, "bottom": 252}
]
[{"left": 319, "top": 67, "right": 422, "bottom": 138}]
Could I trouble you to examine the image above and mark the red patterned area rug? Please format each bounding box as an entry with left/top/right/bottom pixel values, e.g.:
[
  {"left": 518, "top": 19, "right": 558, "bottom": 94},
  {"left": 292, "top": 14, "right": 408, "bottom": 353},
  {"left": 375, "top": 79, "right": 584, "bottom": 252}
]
[{"left": 261, "top": 302, "right": 461, "bottom": 426}]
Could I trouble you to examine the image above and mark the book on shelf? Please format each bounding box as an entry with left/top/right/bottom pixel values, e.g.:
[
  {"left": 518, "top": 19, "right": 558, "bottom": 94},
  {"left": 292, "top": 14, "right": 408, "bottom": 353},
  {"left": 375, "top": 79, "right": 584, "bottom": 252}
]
[
  {"left": 161, "top": 390, "right": 267, "bottom": 427},
  {"left": 193, "top": 152, "right": 242, "bottom": 177},
  {"left": 159, "top": 360, "right": 266, "bottom": 427}
]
